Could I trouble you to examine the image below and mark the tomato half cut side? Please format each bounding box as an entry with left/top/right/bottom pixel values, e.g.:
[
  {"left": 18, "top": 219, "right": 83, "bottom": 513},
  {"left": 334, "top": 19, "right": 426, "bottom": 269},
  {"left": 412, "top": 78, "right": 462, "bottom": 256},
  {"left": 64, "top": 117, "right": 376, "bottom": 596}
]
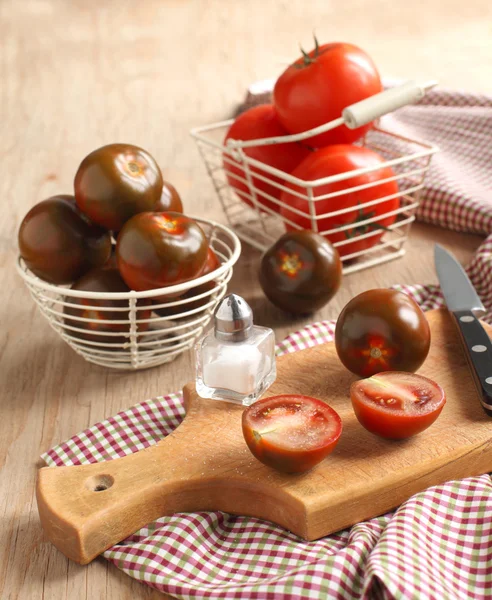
[
  {"left": 242, "top": 394, "right": 342, "bottom": 473},
  {"left": 350, "top": 372, "right": 445, "bottom": 440}
]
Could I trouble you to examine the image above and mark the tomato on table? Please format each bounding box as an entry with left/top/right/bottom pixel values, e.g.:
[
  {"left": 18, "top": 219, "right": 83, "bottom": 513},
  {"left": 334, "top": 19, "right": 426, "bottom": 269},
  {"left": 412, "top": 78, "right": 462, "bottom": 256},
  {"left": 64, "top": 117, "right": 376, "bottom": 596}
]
[
  {"left": 64, "top": 266, "right": 152, "bottom": 344},
  {"left": 74, "top": 143, "right": 163, "bottom": 231},
  {"left": 223, "top": 104, "right": 311, "bottom": 213},
  {"left": 116, "top": 212, "right": 208, "bottom": 292},
  {"left": 350, "top": 372, "right": 445, "bottom": 439},
  {"left": 242, "top": 394, "right": 342, "bottom": 473},
  {"left": 18, "top": 195, "right": 111, "bottom": 284},
  {"left": 259, "top": 230, "right": 342, "bottom": 314},
  {"left": 273, "top": 40, "right": 382, "bottom": 147},
  {"left": 279, "top": 145, "right": 400, "bottom": 258},
  {"left": 335, "top": 289, "right": 431, "bottom": 377}
]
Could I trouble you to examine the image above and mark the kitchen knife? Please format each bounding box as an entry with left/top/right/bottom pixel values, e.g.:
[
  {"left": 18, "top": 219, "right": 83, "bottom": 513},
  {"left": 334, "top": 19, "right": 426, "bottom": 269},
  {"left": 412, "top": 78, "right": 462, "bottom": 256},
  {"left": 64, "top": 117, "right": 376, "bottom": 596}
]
[{"left": 434, "top": 244, "right": 492, "bottom": 417}]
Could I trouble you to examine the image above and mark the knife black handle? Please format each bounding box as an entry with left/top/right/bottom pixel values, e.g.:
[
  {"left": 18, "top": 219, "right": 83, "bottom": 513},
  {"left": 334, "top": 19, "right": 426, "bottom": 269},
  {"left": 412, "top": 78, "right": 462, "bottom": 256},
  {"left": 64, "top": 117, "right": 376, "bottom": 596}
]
[{"left": 452, "top": 310, "right": 492, "bottom": 417}]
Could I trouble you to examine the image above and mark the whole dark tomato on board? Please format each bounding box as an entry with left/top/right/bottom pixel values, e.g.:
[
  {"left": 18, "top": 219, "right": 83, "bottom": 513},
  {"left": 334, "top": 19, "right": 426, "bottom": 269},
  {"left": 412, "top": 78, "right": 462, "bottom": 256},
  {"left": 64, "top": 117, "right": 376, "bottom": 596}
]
[
  {"left": 335, "top": 289, "right": 431, "bottom": 378},
  {"left": 153, "top": 247, "right": 221, "bottom": 317},
  {"left": 223, "top": 104, "right": 311, "bottom": 213},
  {"left": 116, "top": 212, "right": 208, "bottom": 291},
  {"left": 64, "top": 266, "right": 152, "bottom": 344},
  {"left": 155, "top": 180, "right": 183, "bottom": 213},
  {"left": 18, "top": 195, "right": 111, "bottom": 284},
  {"left": 242, "top": 394, "right": 342, "bottom": 473},
  {"left": 74, "top": 143, "right": 163, "bottom": 231},
  {"left": 259, "top": 230, "right": 342, "bottom": 314},
  {"left": 350, "top": 372, "right": 445, "bottom": 439},
  {"left": 273, "top": 40, "right": 382, "bottom": 146},
  {"left": 279, "top": 145, "right": 399, "bottom": 258}
]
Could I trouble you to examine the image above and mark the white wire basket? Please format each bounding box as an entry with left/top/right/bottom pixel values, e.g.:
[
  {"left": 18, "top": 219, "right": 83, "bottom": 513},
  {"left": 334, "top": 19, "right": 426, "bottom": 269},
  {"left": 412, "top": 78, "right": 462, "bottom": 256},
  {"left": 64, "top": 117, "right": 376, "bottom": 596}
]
[
  {"left": 191, "top": 81, "right": 439, "bottom": 274},
  {"left": 17, "top": 218, "right": 241, "bottom": 370}
]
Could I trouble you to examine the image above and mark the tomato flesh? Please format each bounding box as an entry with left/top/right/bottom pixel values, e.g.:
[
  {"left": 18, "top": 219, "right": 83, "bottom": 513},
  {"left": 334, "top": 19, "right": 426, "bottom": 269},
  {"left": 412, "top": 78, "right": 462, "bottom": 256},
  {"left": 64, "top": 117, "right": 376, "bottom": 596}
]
[
  {"left": 350, "top": 372, "right": 445, "bottom": 439},
  {"left": 242, "top": 394, "right": 342, "bottom": 473}
]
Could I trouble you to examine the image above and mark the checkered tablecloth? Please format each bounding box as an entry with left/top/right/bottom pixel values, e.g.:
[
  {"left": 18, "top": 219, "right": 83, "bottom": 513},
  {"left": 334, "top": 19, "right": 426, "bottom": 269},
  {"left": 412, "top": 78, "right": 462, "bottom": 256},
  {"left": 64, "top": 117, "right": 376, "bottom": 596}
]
[{"left": 42, "top": 88, "right": 492, "bottom": 599}]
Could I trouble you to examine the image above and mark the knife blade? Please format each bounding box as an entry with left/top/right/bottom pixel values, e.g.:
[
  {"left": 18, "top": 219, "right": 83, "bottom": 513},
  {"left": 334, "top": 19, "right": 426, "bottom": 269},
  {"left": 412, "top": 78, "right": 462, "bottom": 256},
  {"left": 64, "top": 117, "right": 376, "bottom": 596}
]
[{"left": 434, "top": 244, "right": 492, "bottom": 417}]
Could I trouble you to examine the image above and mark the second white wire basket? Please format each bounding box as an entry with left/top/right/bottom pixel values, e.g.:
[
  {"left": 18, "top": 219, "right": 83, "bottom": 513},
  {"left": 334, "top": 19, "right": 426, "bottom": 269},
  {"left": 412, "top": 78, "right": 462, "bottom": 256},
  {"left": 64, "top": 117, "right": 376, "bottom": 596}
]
[{"left": 191, "top": 82, "right": 439, "bottom": 274}]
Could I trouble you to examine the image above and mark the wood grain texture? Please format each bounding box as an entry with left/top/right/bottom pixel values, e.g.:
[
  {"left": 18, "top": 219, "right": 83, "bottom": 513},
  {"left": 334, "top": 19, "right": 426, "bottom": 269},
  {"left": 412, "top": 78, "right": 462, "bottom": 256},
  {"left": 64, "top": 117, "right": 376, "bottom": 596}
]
[
  {"left": 36, "top": 310, "right": 492, "bottom": 564},
  {"left": 1, "top": 0, "right": 491, "bottom": 598}
]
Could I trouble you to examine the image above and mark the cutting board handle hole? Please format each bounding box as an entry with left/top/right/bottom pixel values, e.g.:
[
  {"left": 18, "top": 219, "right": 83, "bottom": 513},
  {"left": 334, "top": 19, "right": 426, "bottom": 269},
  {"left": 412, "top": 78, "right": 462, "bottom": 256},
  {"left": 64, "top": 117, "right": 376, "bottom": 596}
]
[{"left": 85, "top": 474, "right": 114, "bottom": 492}]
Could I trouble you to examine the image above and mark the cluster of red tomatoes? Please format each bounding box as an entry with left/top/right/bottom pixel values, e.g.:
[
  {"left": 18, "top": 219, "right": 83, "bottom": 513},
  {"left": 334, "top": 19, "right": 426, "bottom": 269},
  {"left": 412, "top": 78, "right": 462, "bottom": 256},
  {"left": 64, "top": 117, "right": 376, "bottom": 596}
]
[
  {"left": 242, "top": 289, "right": 446, "bottom": 474},
  {"left": 18, "top": 143, "right": 220, "bottom": 343},
  {"left": 224, "top": 39, "right": 400, "bottom": 260}
]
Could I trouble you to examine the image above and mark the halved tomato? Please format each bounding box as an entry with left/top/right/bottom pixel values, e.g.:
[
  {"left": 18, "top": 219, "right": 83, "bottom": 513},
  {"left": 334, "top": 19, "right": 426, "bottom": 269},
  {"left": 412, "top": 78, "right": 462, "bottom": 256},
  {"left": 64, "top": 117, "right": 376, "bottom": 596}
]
[
  {"left": 350, "top": 372, "right": 445, "bottom": 439},
  {"left": 242, "top": 394, "right": 342, "bottom": 473}
]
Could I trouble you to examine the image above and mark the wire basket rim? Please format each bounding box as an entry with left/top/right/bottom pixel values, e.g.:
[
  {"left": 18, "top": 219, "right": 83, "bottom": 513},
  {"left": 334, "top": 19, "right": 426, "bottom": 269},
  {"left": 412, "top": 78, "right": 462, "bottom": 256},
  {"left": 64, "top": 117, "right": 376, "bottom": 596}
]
[
  {"left": 17, "top": 216, "right": 242, "bottom": 300},
  {"left": 191, "top": 123, "right": 439, "bottom": 189}
]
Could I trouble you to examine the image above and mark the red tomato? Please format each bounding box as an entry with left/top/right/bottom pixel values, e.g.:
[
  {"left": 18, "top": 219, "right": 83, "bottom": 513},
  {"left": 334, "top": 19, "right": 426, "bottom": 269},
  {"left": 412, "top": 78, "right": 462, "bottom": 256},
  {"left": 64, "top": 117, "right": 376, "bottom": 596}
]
[
  {"left": 242, "top": 394, "right": 342, "bottom": 473},
  {"left": 223, "top": 104, "right": 311, "bottom": 213},
  {"left": 335, "top": 289, "right": 431, "bottom": 378},
  {"left": 279, "top": 145, "right": 399, "bottom": 258},
  {"left": 116, "top": 212, "right": 208, "bottom": 291},
  {"left": 350, "top": 372, "right": 445, "bottom": 439},
  {"left": 273, "top": 41, "right": 382, "bottom": 146}
]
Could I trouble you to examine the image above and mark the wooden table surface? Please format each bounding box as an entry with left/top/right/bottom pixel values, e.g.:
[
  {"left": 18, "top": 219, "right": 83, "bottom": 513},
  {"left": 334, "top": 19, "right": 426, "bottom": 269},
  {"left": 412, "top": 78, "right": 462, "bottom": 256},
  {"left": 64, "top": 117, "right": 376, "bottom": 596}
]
[{"left": 1, "top": 1, "right": 491, "bottom": 598}]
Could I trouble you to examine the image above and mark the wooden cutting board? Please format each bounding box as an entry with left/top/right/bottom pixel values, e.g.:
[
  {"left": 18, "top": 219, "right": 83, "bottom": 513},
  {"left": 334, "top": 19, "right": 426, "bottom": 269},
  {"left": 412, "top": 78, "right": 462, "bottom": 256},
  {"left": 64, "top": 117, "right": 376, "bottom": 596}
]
[{"left": 36, "top": 309, "right": 492, "bottom": 564}]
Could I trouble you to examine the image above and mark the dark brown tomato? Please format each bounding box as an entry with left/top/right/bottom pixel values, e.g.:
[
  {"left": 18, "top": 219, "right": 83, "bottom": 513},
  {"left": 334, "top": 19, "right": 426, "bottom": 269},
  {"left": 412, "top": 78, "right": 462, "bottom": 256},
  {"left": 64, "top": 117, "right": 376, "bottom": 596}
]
[
  {"left": 153, "top": 247, "right": 221, "bottom": 317},
  {"left": 116, "top": 212, "right": 208, "bottom": 291},
  {"left": 259, "top": 230, "right": 342, "bottom": 314},
  {"left": 64, "top": 266, "right": 152, "bottom": 344},
  {"left": 74, "top": 143, "right": 163, "bottom": 231},
  {"left": 18, "top": 195, "right": 112, "bottom": 284},
  {"left": 154, "top": 180, "right": 183, "bottom": 213},
  {"left": 335, "top": 289, "right": 431, "bottom": 377}
]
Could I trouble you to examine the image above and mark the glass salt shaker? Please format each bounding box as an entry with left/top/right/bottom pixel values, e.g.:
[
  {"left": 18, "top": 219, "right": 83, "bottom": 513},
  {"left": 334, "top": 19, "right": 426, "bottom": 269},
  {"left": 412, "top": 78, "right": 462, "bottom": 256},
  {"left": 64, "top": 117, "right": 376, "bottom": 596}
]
[{"left": 195, "top": 294, "right": 276, "bottom": 406}]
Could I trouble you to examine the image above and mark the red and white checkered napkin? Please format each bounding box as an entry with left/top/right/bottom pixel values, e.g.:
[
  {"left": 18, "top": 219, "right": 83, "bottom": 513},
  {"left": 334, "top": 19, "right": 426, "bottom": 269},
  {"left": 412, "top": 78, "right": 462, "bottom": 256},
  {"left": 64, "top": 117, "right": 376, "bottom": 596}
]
[{"left": 42, "top": 89, "right": 492, "bottom": 599}]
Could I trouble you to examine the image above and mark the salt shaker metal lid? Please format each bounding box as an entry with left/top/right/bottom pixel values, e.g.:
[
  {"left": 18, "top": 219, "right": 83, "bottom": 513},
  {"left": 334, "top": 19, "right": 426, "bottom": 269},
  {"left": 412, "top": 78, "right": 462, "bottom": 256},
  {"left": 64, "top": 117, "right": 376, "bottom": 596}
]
[{"left": 214, "top": 294, "right": 253, "bottom": 342}]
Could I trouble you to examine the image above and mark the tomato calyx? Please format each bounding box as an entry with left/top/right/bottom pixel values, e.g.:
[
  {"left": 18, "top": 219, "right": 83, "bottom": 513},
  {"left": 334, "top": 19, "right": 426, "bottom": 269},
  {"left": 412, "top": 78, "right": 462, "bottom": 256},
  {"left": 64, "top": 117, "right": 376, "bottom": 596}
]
[
  {"left": 294, "top": 35, "right": 326, "bottom": 69},
  {"left": 340, "top": 204, "right": 392, "bottom": 240},
  {"left": 352, "top": 335, "right": 398, "bottom": 376},
  {"left": 278, "top": 250, "right": 305, "bottom": 278}
]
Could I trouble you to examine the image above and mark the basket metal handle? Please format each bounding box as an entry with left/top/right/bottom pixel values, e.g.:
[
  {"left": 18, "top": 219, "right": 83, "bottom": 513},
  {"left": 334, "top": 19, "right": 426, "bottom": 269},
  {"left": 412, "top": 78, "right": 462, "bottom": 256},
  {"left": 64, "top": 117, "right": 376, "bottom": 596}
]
[
  {"left": 226, "top": 80, "right": 437, "bottom": 150},
  {"left": 343, "top": 80, "right": 437, "bottom": 129}
]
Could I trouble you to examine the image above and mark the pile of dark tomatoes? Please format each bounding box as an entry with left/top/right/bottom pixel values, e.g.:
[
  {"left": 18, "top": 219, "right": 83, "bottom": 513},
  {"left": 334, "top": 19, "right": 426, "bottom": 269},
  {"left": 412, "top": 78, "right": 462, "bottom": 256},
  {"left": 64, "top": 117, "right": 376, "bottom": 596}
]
[{"left": 18, "top": 143, "right": 220, "bottom": 343}]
